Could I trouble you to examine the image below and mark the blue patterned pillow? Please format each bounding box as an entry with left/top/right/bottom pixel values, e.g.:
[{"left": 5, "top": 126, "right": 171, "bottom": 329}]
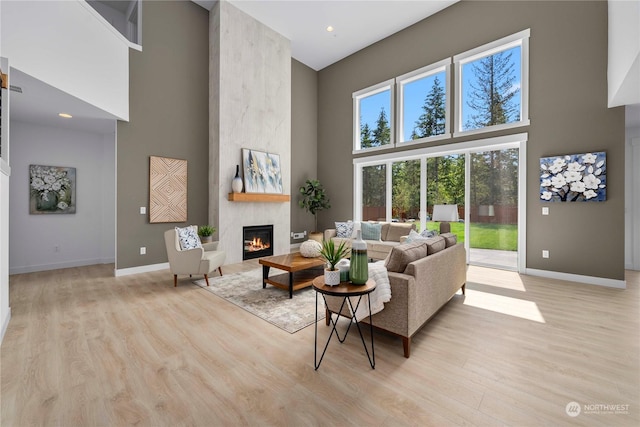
[
  {"left": 176, "top": 226, "right": 202, "bottom": 250},
  {"left": 335, "top": 222, "right": 354, "bottom": 238},
  {"left": 361, "top": 222, "right": 382, "bottom": 241}
]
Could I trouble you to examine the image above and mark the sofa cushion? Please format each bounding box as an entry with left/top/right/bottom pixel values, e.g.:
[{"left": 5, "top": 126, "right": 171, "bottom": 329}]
[
  {"left": 386, "top": 223, "right": 416, "bottom": 242},
  {"left": 335, "top": 221, "right": 354, "bottom": 238},
  {"left": 424, "top": 235, "right": 446, "bottom": 255},
  {"left": 384, "top": 241, "right": 428, "bottom": 273},
  {"left": 441, "top": 232, "right": 457, "bottom": 248},
  {"left": 380, "top": 222, "right": 391, "bottom": 240},
  {"left": 361, "top": 222, "right": 382, "bottom": 240}
]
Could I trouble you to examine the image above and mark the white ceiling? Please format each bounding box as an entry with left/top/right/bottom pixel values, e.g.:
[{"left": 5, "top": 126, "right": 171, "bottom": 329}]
[{"left": 220, "top": 0, "right": 459, "bottom": 71}]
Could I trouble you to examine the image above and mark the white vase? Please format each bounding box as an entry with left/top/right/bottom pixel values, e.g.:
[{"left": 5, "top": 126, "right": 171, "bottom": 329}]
[
  {"left": 232, "top": 165, "right": 243, "bottom": 193},
  {"left": 324, "top": 269, "right": 341, "bottom": 286}
]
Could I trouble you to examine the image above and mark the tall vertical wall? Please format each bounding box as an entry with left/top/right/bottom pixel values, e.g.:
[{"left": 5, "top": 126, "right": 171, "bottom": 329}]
[
  {"left": 317, "top": 1, "right": 625, "bottom": 281},
  {"left": 116, "top": 1, "right": 209, "bottom": 271},
  {"left": 210, "top": 1, "right": 291, "bottom": 264}
]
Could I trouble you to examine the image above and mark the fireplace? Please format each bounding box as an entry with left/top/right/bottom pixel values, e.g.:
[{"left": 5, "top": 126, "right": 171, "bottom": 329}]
[{"left": 243, "top": 225, "right": 273, "bottom": 260}]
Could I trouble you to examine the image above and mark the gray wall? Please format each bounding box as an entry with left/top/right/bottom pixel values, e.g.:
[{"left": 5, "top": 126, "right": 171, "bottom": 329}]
[
  {"left": 116, "top": 1, "right": 209, "bottom": 270},
  {"left": 317, "top": 1, "right": 625, "bottom": 280},
  {"left": 290, "top": 59, "right": 318, "bottom": 242}
]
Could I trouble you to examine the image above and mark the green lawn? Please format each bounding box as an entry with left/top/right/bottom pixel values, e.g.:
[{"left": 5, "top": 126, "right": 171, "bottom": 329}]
[{"left": 423, "top": 221, "right": 517, "bottom": 251}]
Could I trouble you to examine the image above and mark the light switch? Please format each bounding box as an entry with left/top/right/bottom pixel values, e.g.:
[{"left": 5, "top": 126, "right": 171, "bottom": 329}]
[
  {"left": 542, "top": 207, "right": 549, "bottom": 215},
  {"left": 140, "top": 206, "right": 146, "bottom": 214}
]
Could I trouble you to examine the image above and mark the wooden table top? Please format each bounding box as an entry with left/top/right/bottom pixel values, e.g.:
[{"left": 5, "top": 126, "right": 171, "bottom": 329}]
[
  {"left": 258, "top": 252, "right": 326, "bottom": 272},
  {"left": 312, "top": 276, "right": 376, "bottom": 297}
]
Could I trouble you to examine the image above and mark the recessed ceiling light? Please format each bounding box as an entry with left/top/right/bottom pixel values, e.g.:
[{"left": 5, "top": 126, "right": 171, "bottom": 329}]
[
  {"left": 326, "top": 26, "right": 334, "bottom": 32},
  {"left": 58, "top": 113, "right": 72, "bottom": 118}
]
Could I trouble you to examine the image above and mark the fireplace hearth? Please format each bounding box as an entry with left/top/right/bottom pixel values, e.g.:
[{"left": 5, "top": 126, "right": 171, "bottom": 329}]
[{"left": 243, "top": 225, "right": 274, "bottom": 260}]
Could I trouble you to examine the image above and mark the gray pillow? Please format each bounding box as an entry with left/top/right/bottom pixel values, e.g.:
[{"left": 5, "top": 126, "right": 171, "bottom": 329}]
[
  {"left": 361, "top": 222, "right": 382, "bottom": 241},
  {"left": 384, "top": 241, "right": 428, "bottom": 273}
]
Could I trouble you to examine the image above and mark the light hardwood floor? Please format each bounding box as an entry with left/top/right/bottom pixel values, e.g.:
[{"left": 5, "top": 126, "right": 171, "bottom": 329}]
[{"left": 1, "top": 260, "right": 638, "bottom": 426}]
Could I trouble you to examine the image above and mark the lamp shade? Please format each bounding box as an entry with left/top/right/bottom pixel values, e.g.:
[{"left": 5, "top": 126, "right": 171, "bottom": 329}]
[{"left": 432, "top": 204, "right": 459, "bottom": 222}]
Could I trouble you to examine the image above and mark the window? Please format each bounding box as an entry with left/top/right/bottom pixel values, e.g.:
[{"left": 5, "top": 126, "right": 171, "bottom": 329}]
[
  {"left": 353, "top": 79, "right": 394, "bottom": 152},
  {"left": 396, "top": 59, "right": 450, "bottom": 144},
  {"left": 361, "top": 164, "right": 387, "bottom": 221},
  {"left": 454, "top": 29, "right": 530, "bottom": 136}
]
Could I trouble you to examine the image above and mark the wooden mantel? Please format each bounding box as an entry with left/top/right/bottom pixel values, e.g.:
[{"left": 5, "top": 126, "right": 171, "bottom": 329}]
[{"left": 228, "top": 193, "right": 290, "bottom": 203}]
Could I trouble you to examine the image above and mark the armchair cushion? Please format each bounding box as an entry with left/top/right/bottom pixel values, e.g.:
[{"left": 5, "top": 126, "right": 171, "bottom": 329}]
[{"left": 176, "top": 225, "right": 202, "bottom": 250}]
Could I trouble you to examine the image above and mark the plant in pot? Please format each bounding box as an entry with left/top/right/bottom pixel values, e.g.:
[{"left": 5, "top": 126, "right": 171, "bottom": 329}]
[
  {"left": 318, "top": 239, "right": 349, "bottom": 286},
  {"left": 299, "top": 179, "right": 330, "bottom": 243},
  {"left": 198, "top": 225, "right": 215, "bottom": 243}
]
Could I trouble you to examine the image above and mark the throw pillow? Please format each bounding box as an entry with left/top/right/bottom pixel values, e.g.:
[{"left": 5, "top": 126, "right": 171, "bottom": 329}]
[
  {"left": 405, "top": 229, "right": 426, "bottom": 243},
  {"left": 361, "top": 222, "right": 382, "bottom": 241},
  {"left": 386, "top": 223, "right": 416, "bottom": 242},
  {"left": 176, "top": 226, "right": 202, "bottom": 251},
  {"left": 384, "top": 241, "right": 428, "bottom": 273},
  {"left": 424, "top": 235, "right": 446, "bottom": 255},
  {"left": 420, "top": 229, "right": 437, "bottom": 238},
  {"left": 440, "top": 232, "right": 457, "bottom": 248},
  {"left": 335, "top": 221, "right": 354, "bottom": 238}
]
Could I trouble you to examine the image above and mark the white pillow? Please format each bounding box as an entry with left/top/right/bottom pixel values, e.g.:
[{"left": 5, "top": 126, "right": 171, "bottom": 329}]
[
  {"left": 176, "top": 226, "right": 202, "bottom": 250},
  {"left": 405, "top": 229, "right": 430, "bottom": 243}
]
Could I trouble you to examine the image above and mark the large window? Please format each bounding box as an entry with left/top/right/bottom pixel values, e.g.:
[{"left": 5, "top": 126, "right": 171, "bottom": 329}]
[
  {"left": 361, "top": 164, "right": 387, "bottom": 221},
  {"left": 353, "top": 80, "right": 394, "bottom": 152},
  {"left": 396, "top": 59, "right": 450, "bottom": 144},
  {"left": 454, "top": 29, "right": 530, "bottom": 136}
]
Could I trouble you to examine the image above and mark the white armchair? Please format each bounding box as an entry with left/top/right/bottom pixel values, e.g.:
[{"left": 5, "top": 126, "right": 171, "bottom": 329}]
[{"left": 164, "top": 227, "right": 226, "bottom": 287}]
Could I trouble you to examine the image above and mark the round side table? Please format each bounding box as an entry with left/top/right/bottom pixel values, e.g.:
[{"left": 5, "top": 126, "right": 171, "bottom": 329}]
[{"left": 312, "top": 276, "right": 376, "bottom": 370}]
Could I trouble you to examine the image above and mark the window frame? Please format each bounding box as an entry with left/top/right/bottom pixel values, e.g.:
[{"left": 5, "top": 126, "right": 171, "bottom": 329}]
[
  {"left": 352, "top": 79, "right": 395, "bottom": 154},
  {"left": 396, "top": 58, "right": 451, "bottom": 146},
  {"left": 453, "top": 29, "right": 530, "bottom": 137}
]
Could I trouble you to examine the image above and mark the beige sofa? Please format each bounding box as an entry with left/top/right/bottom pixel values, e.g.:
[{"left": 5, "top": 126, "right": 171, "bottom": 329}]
[
  {"left": 324, "top": 222, "right": 416, "bottom": 260},
  {"left": 325, "top": 234, "right": 466, "bottom": 358}
]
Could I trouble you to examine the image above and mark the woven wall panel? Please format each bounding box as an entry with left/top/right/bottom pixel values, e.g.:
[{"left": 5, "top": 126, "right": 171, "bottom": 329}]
[{"left": 149, "top": 156, "right": 187, "bottom": 223}]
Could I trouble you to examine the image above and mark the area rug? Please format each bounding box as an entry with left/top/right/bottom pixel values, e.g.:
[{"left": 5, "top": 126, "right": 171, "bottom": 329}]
[{"left": 193, "top": 268, "right": 324, "bottom": 334}]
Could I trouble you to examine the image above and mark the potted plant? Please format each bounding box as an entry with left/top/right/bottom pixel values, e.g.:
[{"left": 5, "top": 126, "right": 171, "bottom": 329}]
[
  {"left": 198, "top": 225, "right": 215, "bottom": 243},
  {"left": 299, "top": 179, "right": 331, "bottom": 243},
  {"left": 319, "top": 239, "right": 349, "bottom": 286}
]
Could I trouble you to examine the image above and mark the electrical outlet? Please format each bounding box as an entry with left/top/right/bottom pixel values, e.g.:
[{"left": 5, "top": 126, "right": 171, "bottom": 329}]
[
  {"left": 140, "top": 206, "right": 146, "bottom": 215},
  {"left": 542, "top": 207, "right": 549, "bottom": 215},
  {"left": 140, "top": 247, "right": 146, "bottom": 255},
  {"left": 542, "top": 250, "right": 549, "bottom": 259}
]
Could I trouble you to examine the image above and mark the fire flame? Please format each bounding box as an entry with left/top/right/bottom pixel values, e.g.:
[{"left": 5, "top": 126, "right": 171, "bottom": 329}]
[{"left": 246, "top": 237, "right": 270, "bottom": 252}]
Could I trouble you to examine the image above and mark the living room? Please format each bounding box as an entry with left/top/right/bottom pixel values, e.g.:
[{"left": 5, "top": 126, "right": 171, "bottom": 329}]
[{"left": 0, "top": 0, "right": 638, "bottom": 425}]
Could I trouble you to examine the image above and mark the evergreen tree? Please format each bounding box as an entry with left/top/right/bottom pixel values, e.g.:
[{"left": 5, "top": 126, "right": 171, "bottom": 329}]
[
  {"left": 360, "top": 122, "right": 374, "bottom": 149},
  {"left": 372, "top": 108, "right": 391, "bottom": 146},
  {"left": 465, "top": 51, "right": 519, "bottom": 130},
  {"left": 413, "top": 75, "right": 446, "bottom": 139}
]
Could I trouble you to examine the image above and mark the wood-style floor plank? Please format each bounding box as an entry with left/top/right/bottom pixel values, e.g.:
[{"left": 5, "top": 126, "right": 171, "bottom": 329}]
[{"left": 1, "top": 261, "right": 638, "bottom": 426}]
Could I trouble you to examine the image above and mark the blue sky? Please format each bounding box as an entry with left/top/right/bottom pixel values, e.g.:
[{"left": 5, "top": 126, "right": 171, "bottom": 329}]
[{"left": 359, "top": 45, "right": 521, "bottom": 138}]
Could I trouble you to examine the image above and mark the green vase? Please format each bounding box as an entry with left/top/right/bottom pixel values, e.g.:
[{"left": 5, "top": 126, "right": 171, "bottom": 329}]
[
  {"left": 37, "top": 192, "right": 58, "bottom": 211},
  {"left": 349, "top": 230, "right": 368, "bottom": 285}
]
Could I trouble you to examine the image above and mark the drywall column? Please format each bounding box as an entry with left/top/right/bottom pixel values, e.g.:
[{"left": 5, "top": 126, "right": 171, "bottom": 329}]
[{"left": 210, "top": 1, "right": 291, "bottom": 264}]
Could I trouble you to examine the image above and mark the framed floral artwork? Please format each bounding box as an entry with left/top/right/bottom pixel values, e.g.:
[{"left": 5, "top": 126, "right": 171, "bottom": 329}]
[
  {"left": 242, "top": 149, "right": 283, "bottom": 194},
  {"left": 29, "top": 164, "right": 76, "bottom": 214},
  {"left": 539, "top": 152, "right": 606, "bottom": 202}
]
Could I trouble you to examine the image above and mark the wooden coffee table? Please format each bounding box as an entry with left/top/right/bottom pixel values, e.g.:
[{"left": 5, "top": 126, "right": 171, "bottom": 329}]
[{"left": 259, "top": 253, "right": 326, "bottom": 298}]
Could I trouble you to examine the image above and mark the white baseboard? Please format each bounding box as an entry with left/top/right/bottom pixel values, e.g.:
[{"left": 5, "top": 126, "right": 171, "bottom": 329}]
[
  {"left": 1, "top": 307, "right": 11, "bottom": 345},
  {"left": 525, "top": 268, "right": 626, "bottom": 289},
  {"left": 9, "top": 258, "right": 116, "bottom": 275},
  {"left": 290, "top": 243, "right": 302, "bottom": 251},
  {"left": 115, "top": 262, "right": 169, "bottom": 277}
]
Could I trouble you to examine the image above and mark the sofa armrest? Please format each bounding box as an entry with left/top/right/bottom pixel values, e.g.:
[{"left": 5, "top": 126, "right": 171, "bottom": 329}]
[
  {"left": 324, "top": 229, "right": 337, "bottom": 241},
  {"left": 202, "top": 241, "right": 220, "bottom": 251}
]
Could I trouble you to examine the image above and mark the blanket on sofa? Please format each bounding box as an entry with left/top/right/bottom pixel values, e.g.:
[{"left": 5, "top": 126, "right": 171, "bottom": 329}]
[{"left": 350, "top": 261, "right": 391, "bottom": 321}]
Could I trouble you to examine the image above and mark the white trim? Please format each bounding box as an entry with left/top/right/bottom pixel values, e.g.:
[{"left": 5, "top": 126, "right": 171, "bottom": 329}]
[
  {"left": 0, "top": 159, "right": 10, "bottom": 177},
  {"left": 9, "top": 258, "right": 115, "bottom": 275},
  {"left": 629, "top": 138, "right": 640, "bottom": 270},
  {"left": 289, "top": 243, "right": 302, "bottom": 251},
  {"left": 518, "top": 141, "right": 527, "bottom": 273},
  {"left": 1, "top": 307, "right": 10, "bottom": 344},
  {"left": 115, "top": 262, "right": 169, "bottom": 277},
  {"left": 454, "top": 29, "right": 530, "bottom": 135},
  {"left": 396, "top": 58, "right": 451, "bottom": 144},
  {"left": 353, "top": 79, "right": 395, "bottom": 152},
  {"left": 353, "top": 132, "right": 529, "bottom": 166},
  {"left": 525, "top": 268, "right": 626, "bottom": 289}
]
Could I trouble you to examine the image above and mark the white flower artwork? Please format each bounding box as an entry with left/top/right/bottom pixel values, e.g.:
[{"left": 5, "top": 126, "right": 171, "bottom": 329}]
[
  {"left": 29, "top": 164, "right": 76, "bottom": 214},
  {"left": 539, "top": 152, "right": 606, "bottom": 202}
]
